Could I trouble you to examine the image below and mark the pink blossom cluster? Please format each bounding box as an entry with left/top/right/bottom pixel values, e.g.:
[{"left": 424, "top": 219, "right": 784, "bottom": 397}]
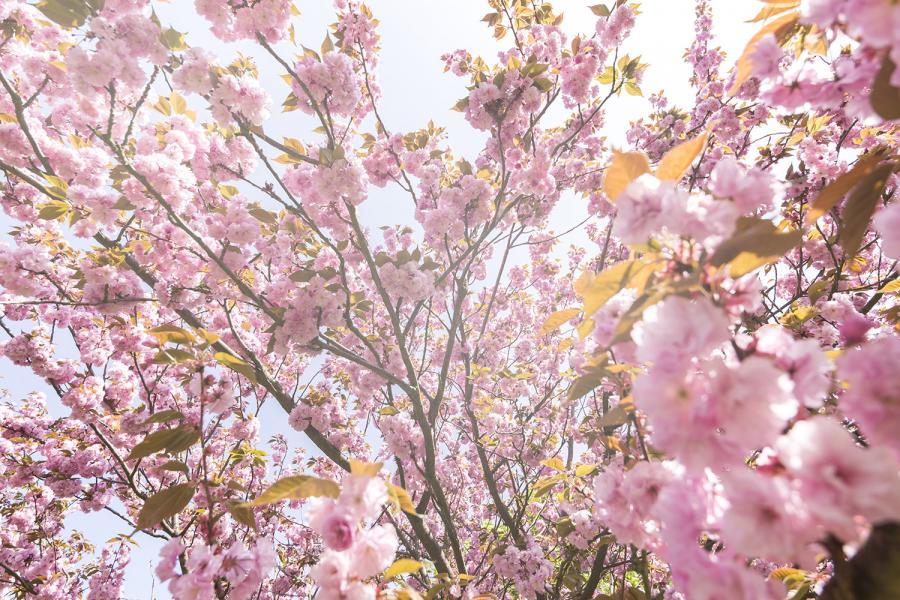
[
  {"left": 308, "top": 473, "right": 398, "bottom": 599},
  {"left": 156, "top": 538, "right": 276, "bottom": 599},
  {"left": 0, "top": 0, "right": 898, "bottom": 597}
]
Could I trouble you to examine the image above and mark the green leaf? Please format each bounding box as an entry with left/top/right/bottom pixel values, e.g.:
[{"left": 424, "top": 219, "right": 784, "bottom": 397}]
[
  {"left": 623, "top": 82, "right": 642, "bottom": 96},
  {"left": 36, "top": 0, "right": 93, "bottom": 28},
  {"left": 574, "top": 463, "right": 598, "bottom": 477},
  {"left": 556, "top": 516, "right": 575, "bottom": 537},
  {"left": 127, "top": 426, "right": 201, "bottom": 461},
  {"left": 141, "top": 409, "right": 184, "bottom": 425},
  {"left": 349, "top": 459, "right": 382, "bottom": 476},
  {"left": 598, "top": 398, "right": 634, "bottom": 428},
  {"left": 214, "top": 352, "right": 257, "bottom": 383},
  {"left": 710, "top": 217, "right": 802, "bottom": 277},
  {"left": 425, "top": 582, "right": 449, "bottom": 599},
  {"left": 289, "top": 269, "right": 316, "bottom": 283},
  {"left": 152, "top": 348, "right": 194, "bottom": 364},
  {"left": 839, "top": 163, "right": 894, "bottom": 258},
  {"left": 770, "top": 567, "right": 808, "bottom": 590},
  {"left": 137, "top": 483, "right": 195, "bottom": 529},
  {"left": 781, "top": 305, "right": 817, "bottom": 328},
  {"left": 37, "top": 200, "right": 70, "bottom": 220},
  {"left": 166, "top": 428, "right": 202, "bottom": 453},
  {"left": 807, "top": 278, "right": 832, "bottom": 304},
  {"left": 532, "top": 473, "right": 564, "bottom": 499},
  {"left": 158, "top": 460, "right": 190, "bottom": 475},
  {"left": 871, "top": 57, "right": 900, "bottom": 121},
  {"left": 384, "top": 558, "right": 423, "bottom": 579},
  {"left": 533, "top": 77, "right": 554, "bottom": 92},
  {"left": 590, "top": 4, "right": 610, "bottom": 17},
  {"left": 159, "top": 27, "right": 187, "bottom": 51},
  {"left": 567, "top": 358, "right": 610, "bottom": 401},
  {"left": 242, "top": 475, "right": 340, "bottom": 507},
  {"left": 228, "top": 502, "right": 257, "bottom": 530},
  {"left": 609, "top": 289, "right": 670, "bottom": 346}
]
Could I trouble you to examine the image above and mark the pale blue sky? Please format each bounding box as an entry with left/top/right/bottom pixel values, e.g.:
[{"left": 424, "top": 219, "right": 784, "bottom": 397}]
[{"left": 0, "top": 1, "right": 757, "bottom": 597}]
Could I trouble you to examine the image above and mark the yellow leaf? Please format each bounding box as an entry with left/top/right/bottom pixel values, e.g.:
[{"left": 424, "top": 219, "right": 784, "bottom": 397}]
[
  {"left": 152, "top": 96, "right": 172, "bottom": 116},
  {"left": 243, "top": 475, "right": 339, "bottom": 506},
  {"left": 878, "top": 280, "right": 900, "bottom": 294},
  {"left": 349, "top": 459, "right": 382, "bottom": 477},
  {"left": 540, "top": 457, "right": 565, "bottom": 471},
  {"left": 148, "top": 324, "right": 195, "bottom": 345},
  {"left": 747, "top": 1, "right": 799, "bottom": 23},
  {"left": 283, "top": 137, "right": 306, "bottom": 154},
  {"left": 539, "top": 308, "right": 581, "bottom": 335},
  {"left": 43, "top": 173, "right": 69, "bottom": 191},
  {"left": 575, "top": 259, "right": 658, "bottom": 316},
  {"left": 219, "top": 184, "right": 240, "bottom": 199},
  {"left": 574, "top": 463, "right": 598, "bottom": 477},
  {"left": 384, "top": 558, "right": 423, "bottom": 579},
  {"left": 195, "top": 328, "right": 221, "bottom": 345},
  {"left": 170, "top": 91, "right": 187, "bottom": 115},
  {"left": 730, "top": 11, "right": 799, "bottom": 94},
  {"left": 656, "top": 132, "right": 708, "bottom": 181},
  {"left": 576, "top": 318, "right": 594, "bottom": 340},
  {"left": 387, "top": 482, "right": 418, "bottom": 514},
  {"left": 603, "top": 151, "right": 651, "bottom": 202}
]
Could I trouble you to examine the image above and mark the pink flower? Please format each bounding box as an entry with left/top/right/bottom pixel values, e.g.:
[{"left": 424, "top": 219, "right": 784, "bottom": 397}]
[
  {"left": 708, "top": 157, "right": 776, "bottom": 213},
  {"left": 309, "top": 550, "right": 350, "bottom": 592},
  {"left": 632, "top": 296, "right": 731, "bottom": 372},
  {"left": 309, "top": 499, "right": 357, "bottom": 551},
  {"left": 713, "top": 356, "right": 798, "bottom": 449},
  {"left": 593, "top": 460, "right": 680, "bottom": 548},
  {"left": 749, "top": 34, "right": 785, "bottom": 79},
  {"left": 719, "top": 469, "right": 817, "bottom": 564},
  {"left": 338, "top": 475, "right": 388, "bottom": 522},
  {"left": 348, "top": 524, "right": 398, "bottom": 579},
  {"left": 837, "top": 336, "right": 900, "bottom": 459},
  {"left": 873, "top": 203, "right": 900, "bottom": 260},
  {"left": 776, "top": 418, "right": 900, "bottom": 542},
  {"left": 155, "top": 537, "right": 184, "bottom": 582},
  {"left": 755, "top": 325, "right": 831, "bottom": 408},
  {"left": 611, "top": 174, "right": 666, "bottom": 243},
  {"left": 839, "top": 311, "right": 875, "bottom": 345}
]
